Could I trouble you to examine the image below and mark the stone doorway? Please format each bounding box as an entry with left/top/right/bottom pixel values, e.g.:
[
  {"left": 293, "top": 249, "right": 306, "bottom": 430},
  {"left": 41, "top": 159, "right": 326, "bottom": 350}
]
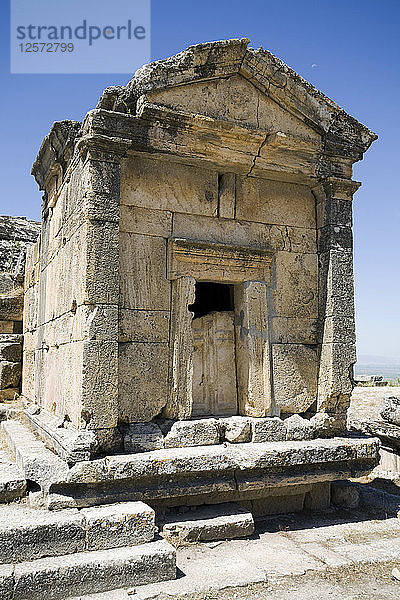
[{"left": 190, "top": 282, "right": 238, "bottom": 417}]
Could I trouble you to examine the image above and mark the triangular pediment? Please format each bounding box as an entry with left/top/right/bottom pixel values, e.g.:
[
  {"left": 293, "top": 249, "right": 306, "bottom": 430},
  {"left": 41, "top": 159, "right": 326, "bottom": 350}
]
[
  {"left": 97, "top": 39, "right": 376, "bottom": 155},
  {"left": 146, "top": 75, "right": 320, "bottom": 143}
]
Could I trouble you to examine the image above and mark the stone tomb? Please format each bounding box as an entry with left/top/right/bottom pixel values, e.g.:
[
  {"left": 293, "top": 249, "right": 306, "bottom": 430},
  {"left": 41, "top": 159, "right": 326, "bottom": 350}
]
[{"left": 20, "top": 39, "right": 379, "bottom": 512}]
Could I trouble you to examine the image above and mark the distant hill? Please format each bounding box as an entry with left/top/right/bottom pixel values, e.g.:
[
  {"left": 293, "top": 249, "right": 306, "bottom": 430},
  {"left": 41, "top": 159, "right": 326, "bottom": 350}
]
[{"left": 355, "top": 354, "right": 400, "bottom": 378}]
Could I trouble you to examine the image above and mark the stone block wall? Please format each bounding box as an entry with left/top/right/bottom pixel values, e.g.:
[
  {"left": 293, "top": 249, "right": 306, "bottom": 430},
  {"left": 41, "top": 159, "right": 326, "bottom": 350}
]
[
  {"left": 0, "top": 216, "right": 40, "bottom": 401},
  {"left": 118, "top": 154, "right": 319, "bottom": 422}
]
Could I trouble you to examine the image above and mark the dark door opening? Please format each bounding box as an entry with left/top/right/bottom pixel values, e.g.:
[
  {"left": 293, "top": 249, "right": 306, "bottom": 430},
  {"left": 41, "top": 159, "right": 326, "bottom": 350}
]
[{"left": 189, "top": 282, "right": 234, "bottom": 319}]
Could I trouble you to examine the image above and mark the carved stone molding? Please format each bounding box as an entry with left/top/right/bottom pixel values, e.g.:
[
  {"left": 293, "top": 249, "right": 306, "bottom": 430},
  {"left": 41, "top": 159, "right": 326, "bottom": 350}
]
[{"left": 167, "top": 238, "right": 273, "bottom": 283}]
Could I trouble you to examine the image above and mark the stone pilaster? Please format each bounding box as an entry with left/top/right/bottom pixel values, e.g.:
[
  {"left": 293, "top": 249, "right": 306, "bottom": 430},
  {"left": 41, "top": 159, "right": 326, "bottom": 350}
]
[{"left": 315, "top": 178, "right": 360, "bottom": 423}]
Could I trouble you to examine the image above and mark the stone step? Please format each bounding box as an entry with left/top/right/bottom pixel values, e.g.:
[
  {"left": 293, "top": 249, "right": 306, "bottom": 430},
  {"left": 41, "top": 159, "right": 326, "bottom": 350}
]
[
  {"left": 47, "top": 436, "right": 380, "bottom": 510},
  {"left": 0, "top": 450, "right": 26, "bottom": 503},
  {"left": 160, "top": 502, "right": 255, "bottom": 547},
  {"left": 1, "top": 419, "right": 69, "bottom": 492},
  {"left": 0, "top": 539, "right": 176, "bottom": 600},
  {"left": 0, "top": 501, "right": 156, "bottom": 564}
]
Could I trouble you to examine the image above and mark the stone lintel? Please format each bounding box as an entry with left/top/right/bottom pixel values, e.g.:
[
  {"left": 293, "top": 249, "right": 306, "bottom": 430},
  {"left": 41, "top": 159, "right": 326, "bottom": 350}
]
[{"left": 167, "top": 238, "right": 273, "bottom": 283}]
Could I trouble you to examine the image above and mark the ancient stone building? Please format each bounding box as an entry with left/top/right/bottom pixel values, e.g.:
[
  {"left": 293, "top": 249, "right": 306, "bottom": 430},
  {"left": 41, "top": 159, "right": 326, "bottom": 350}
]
[
  {"left": 0, "top": 39, "right": 382, "bottom": 598},
  {"left": 10, "top": 39, "right": 378, "bottom": 513}
]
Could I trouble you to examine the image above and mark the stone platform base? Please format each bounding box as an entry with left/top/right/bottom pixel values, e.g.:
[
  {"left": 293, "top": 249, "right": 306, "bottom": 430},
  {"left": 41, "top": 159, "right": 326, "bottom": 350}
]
[{"left": 1, "top": 418, "right": 380, "bottom": 515}]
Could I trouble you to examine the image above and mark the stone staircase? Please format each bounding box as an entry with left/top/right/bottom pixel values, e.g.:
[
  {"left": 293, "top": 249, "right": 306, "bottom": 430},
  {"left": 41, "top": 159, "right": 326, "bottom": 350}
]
[
  {"left": 0, "top": 500, "right": 176, "bottom": 599},
  {"left": 0, "top": 419, "right": 177, "bottom": 599}
]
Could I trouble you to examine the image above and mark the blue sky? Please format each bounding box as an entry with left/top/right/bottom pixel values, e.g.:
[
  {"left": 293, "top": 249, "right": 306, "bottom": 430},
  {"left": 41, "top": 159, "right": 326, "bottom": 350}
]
[{"left": 1, "top": 1, "right": 399, "bottom": 359}]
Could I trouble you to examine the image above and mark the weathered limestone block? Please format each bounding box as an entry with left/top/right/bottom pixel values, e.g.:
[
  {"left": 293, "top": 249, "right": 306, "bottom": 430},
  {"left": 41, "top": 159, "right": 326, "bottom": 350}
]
[
  {"left": 74, "top": 305, "right": 118, "bottom": 342},
  {"left": 164, "top": 419, "right": 219, "bottom": 448},
  {"left": 0, "top": 506, "right": 85, "bottom": 563},
  {"left": 318, "top": 224, "right": 353, "bottom": 254},
  {"left": 0, "top": 388, "right": 19, "bottom": 402},
  {"left": 234, "top": 281, "right": 272, "bottom": 417},
  {"left": 172, "top": 212, "right": 316, "bottom": 255},
  {"left": 381, "top": 395, "right": 400, "bottom": 426},
  {"left": 273, "top": 252, "right": 318, "bottom": 318},
  {"left": 236, "top": 178, "right": 316, "bottom": 228},
  {"left": 271, "top": 316, "right": 318, "bottom": 345},
  {"left": 0, "top": 290, "right": 24, "bottom": 322},
  {"left": 119, "top": 233, "right": 170, "bottom": 310},
  {"left": 0, "top": 451, "right": 26, "bottom": 503},
  {"left": 85, "top": 220, "right": 120, "bottom": 305},
  {"left": 32, "top": 342, "right": 82, "bottom": 426},
  {"left": 168, "top": 237, "right": 273, "bottom": 283},
  {"left": 81, "top": 501, "right": 155, "bottom": 550},
  {"left": 221, "top": 416, "right": 252, "bottom": 443},
  {"left": 161, "top": 503, "right": 254, "bottom": 546},
  {"left": 272, "top": 344, "right": 318, "bottom": 413},
  {"left": 218, "top": 172, "right": 236, "bottom": 218},
  {"left": 0, "top": 215, "right": 41, "bottom": 276},
  {"left": 24, "top": 408, "right": 97, "bottom": 464},
  {"left": 34, "top": 305, "right": 117, "bottom": 349},
  {"left": 285, "top": 414, "right": 314, "bottom": 441},
  {"left": 303, "top": 481, "right": 331, "bottom": 510},
  {"left": 119, "top": 308, "right": 169, "bottom": 343},
  {"left": 252, "top": 417, "right": 286, "bottom": 442},
  {"left": 319, "top": 249, "right": 354, "bottom": 318},
  {"left": 83, "top": 158, "right": 121, "bottom": 222},
  {"left": 0, "top": 322, "right": 13, "bottom": 334},
  {"left": 121, "top": 422, "right": 164, "bottom": 453},
  {"left": 331, "top": 480, "right": 360, "bottom": 509},
  {"left": 11, "top": 539, "right": 176, "bottom": 600},
  {"left": 317, "top": 342, "right": 356, "bottom": 413},
  {"left": 316, "top": 189, "right": 353, "bottom": 228},
  {"left": 120, "top": 205, "right": 172, "bottom": 237},
  {"left": 52, "top": 437, "right": 380, "bottom": 511},
  {"left": 0, "top": 361, "right": 21, "bottom": 389},
  {"left": 82, "top": 340, "right": 119, "bottom": 430},
  {"left": 321, "top": 315, "right": 356, "bottom": 344},
  {"left": 149, "top": 73, "right": 320, "bottom": 142},
  {"left": 119, "top": 342, "right": 168, "bottom": 423},
  {"left": 1, "top": 420, "right": 69, "bottom": 492},
  {"left": 120, "top": 155, "right": 218, "bottom": 216},
  {"left": 243, "top": 491, "right": 306, "bottom": 517},
  {"left": 0, "top": 564, "right": 13, "bottom": 600},
  {"left": 0, "top": 341, "right": 22, "bottom": 362},
  {"left": 310, "top": 411, "right": 346, "bottom": 437}
]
